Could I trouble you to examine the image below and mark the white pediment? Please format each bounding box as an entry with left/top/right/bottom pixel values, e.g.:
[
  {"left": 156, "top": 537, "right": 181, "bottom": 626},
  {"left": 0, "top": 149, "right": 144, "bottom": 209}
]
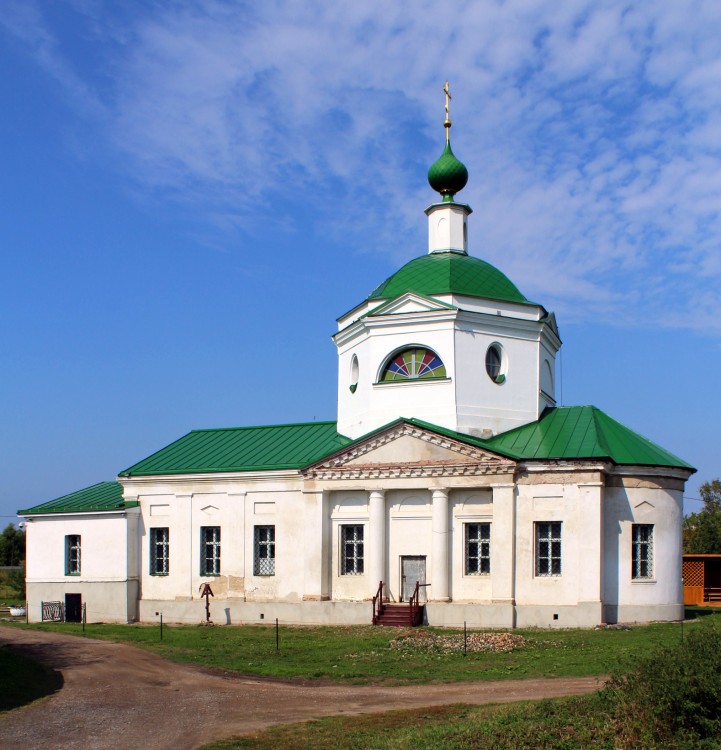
[
  {"left": 304, "top": 422, "right": 515, "bottom": 480},
  {"left": 345, "top": 434, "right": 463, "bottom": 465},
  {"left": 366, "top": 292, "right": 456, "bottom": 318}
]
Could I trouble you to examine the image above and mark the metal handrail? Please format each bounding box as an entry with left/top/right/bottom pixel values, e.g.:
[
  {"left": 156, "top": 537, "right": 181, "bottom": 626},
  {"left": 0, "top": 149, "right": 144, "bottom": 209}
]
[
  {"left": 409, "top": 581, "right": 420, "bottom": 626},
  {"left": 372, "top": 580, "right": 385, "bottom": 624}
]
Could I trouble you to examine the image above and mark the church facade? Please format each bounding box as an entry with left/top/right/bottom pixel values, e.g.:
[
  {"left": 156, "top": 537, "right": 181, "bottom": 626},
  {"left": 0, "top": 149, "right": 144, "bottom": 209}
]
[{"left": 20, "top": 108, "right": 694, "bottom": 628}]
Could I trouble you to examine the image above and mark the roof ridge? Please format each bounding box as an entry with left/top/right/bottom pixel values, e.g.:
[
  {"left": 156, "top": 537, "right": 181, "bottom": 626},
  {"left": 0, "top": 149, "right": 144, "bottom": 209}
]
[
  {"left": 588, "top": 406, "right": 614, "bottom": 457},
  {"left": 189, "top": 420, "right": 338, "bottom": 434}
]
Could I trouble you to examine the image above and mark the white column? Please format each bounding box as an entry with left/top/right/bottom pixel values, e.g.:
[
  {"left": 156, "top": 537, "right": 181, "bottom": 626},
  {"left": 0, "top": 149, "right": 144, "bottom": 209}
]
[
  {"left": 431, "top": 488, "right": 450, "bottom": 601},
  {"left": 368, "top": 490, "right": 386, "bottom": 596}
]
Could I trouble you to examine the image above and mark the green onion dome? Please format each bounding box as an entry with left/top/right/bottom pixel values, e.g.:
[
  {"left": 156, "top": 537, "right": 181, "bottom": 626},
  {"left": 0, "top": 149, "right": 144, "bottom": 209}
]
[{"left": 427, "top": 141, "right": 468, "bottom": 201}]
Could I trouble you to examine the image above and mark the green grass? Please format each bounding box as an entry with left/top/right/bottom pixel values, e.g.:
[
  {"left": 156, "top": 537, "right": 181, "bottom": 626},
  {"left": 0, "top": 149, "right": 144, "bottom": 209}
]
[
  {"left": 12, "top": 612, "right": 716, "bottom": 686},
  {"left": 201, "top": 694, "right": 618, "bottom": 750},
  {"left": 0, "top": 645, "right": 63, "bottom": 712},
  {"left": 9, "top": 610, "right": 721, "bottom": 748}
]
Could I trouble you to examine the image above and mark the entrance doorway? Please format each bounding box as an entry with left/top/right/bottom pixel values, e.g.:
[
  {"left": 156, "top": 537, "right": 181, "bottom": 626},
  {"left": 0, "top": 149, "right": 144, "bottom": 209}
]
[
  {"left": 65, "top": 593, "right": 82, "bottom": 623},
  {"left": 400, "top": 556, "right": 426, "bottom": 602}
]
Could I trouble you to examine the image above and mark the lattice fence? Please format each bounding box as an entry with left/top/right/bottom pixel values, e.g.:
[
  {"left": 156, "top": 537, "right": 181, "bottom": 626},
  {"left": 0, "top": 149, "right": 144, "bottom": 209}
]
[{"left": 682, "top": 560, "right": 704, "bottom": 587}]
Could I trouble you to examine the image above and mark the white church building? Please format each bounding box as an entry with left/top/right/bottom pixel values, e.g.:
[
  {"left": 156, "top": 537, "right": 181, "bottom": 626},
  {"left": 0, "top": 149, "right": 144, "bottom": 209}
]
[{"left": 20, "top": 102, "right": 694, "bottom": 629}]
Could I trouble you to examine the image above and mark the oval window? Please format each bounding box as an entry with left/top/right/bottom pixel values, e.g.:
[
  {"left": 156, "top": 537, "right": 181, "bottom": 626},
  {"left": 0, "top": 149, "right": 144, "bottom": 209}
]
[
  {"left": 349, "top": 354, "right": 359, "bottom": 393},
  {"left": 485, "top": 344, "right": 505, "bottom": 384}
]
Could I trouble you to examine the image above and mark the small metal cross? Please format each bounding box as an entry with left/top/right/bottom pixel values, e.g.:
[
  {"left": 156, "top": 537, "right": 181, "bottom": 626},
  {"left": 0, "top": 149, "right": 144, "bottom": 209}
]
[{"left": 443, "top": 81, "right": 452, "bottom": 139}]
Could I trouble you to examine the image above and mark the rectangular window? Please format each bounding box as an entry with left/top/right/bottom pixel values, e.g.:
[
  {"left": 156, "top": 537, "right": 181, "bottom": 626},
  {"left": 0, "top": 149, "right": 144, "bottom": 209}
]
[
  {"left": 632, "top": 524, "right": 654, "bottom": 579},
  {"left": 341, "top": 525, "right": 364, "bottom": 575},
  {"left": 150, "top": 527, "right": 170, "bottom": 575},
  {"left": 254, "top": 525, "right": 275, "bottom": 575},
  {"left": 465, "top": 523, "right": 491, "bottom": 575},
  {"left": 535, "top": 522, "right": 562, "bottom": 576},
  {"left": 200, "top": 526, "right": 221, "bottom": 576},
  {"left": 65, "top": 535, "right": 81, "bottom": 575}
]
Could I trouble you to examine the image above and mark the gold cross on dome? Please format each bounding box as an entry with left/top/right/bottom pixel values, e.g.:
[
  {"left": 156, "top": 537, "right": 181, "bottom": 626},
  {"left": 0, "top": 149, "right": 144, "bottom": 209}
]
[{"left": 443, "top": 81, "right": 452, "bottom": 140}]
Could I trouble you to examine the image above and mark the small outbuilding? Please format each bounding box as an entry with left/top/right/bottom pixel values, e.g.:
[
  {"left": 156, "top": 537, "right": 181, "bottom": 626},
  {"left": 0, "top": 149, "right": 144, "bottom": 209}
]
[{"left": 682, "top": 554, "right": 721, "bottom": 605}]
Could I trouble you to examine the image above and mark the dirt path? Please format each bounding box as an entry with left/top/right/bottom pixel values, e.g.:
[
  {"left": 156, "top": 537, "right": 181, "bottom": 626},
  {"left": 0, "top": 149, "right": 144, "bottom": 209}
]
[{"left": 0, "top": 626, "right": 603, "bottom": 749}]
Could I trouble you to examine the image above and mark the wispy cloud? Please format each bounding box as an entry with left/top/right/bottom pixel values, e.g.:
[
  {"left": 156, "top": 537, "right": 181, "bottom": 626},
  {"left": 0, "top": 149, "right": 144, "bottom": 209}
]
[{"left": 4, "top": 0, "right": 721, "bottom": 332}]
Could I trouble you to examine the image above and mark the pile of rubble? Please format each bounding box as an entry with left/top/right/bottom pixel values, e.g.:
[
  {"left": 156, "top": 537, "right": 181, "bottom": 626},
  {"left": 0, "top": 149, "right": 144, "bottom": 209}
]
[{"left": 389, "top": 630, "right": 529, "bottom": 654}]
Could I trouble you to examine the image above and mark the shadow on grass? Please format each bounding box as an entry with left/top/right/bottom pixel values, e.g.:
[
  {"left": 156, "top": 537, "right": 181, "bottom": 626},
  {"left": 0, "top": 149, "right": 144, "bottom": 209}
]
[
  {"left": 0, "top": 645, "right": 64, "bottom": 712},
  {"left": 685, "top": 606, "right": 721, "bottom": 620}
]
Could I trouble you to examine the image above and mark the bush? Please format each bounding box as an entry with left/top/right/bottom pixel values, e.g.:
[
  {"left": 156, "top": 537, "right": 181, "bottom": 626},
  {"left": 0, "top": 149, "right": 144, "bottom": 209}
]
[
  {"left": 5, "top": 567, "right": 25, "bottom": 599},
  {"left": 607, "top": 622, "right": 721, "bottom": 748}
]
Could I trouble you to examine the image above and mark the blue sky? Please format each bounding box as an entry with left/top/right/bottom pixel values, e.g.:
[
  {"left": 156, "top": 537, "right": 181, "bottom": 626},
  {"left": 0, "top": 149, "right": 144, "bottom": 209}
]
[{"left": 2, "top": 1, "right": 720, "bottom": 522}]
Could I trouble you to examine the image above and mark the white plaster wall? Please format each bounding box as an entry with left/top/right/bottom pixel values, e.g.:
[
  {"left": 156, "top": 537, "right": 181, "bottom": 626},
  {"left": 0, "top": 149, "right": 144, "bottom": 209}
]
[
  {"left": 602, "top": 483, "right": 684, "bottom": 623},
  {"left": 337, "top": 321, "right": 457, "bottom": 438},
  {"left": 135, "top": 477, "right": 309, "bottom": 606},
  {"left": 454, "top": 321, "right": 543, "bottom": 436},
  {"left": 245, "top": 490, "right": 306, "bottom": 602},
  {"left": 25, "top": 513, "right": 133, "bottom": 581},
  {"left": 24, "top": 511, "right": 138, "bottom": 623},
  {"left": 450, "top": 489, "right": 493, "bottom": 602},
  {"left": 387, "top": 490, "right": 432, "bottom": 602},
  {"left": 539, "top": 343, "right": 556, "bottom": 404},
  {"left": 426, "top": 203, "right": 468, "bottom": 253},
  {"left": 329, "top": 491, "right": 369, "bottom": 600},
  {"left": 26, "top": 580, "right": 138, "bottom": 623},
  {"left": 335, "top": 284, "right": 560, "bottom": 440},
  {"left": 514, "top": 485, "right": 584, "bottom": 609}
]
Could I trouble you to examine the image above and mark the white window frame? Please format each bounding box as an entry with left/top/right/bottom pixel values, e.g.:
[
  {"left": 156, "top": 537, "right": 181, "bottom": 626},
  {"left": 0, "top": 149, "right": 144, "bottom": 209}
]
[
  {"left": 632, "top": 524, "right": 654, "bottom": 579},
  {"left": 340, "top": 524, "right": 364, "bottom": 576},
  {"left": 254, "top": 525, "right": 276, "bottom": 576},
  {"left": 65, "top": 534, "right": 81, "bottom": 575},
  {"left": 200, "top": 526, "right": 221, "bottom": 576},
  {"left": 535, "top": 522, "right": 562, "bottom": 576},
  {"left": 464, "top": 522, "right": 491, "bottom": 575},
  {"left": 150, "top": 527, "right": 170, "bottom": 576}
]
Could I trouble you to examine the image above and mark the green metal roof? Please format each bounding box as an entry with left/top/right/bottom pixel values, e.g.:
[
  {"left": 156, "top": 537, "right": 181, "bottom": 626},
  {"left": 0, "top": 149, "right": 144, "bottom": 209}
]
[
  {"left": 311, "top": 410, "right": 692, "bottom": 470},
  {"left": 486, "top": 406, "right": 694, "bottom": 470},
  {"left": 119, "top": 421, "right": 351, "bottom": 477},
  {"left": 18, "top": 481, "right": 135, "bottom": 516},
  {"left": 367, "top": 252, "right": 532, "bottom": 306}
]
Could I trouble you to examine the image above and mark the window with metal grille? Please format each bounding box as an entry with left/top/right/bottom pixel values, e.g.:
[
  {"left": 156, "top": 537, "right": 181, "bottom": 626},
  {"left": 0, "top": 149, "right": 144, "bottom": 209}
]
[
  {"left": 150, "top": 527, "right": 169, "bottom": 575},
  {"left": 341, "top": 525, "right": 364, "bottom": 575},
  {"left": 535, "top": 522, "right": 561, "bottom": 576},
  {"left": 254, "top": 525, "right": 275, "bottom": 575},
  {"left": 200, "top": 526, "right": 221, "bottom": 576},
  {"left": 465, "top": 523, "right": 491, "bottom": 575},
  {"left": 65, "top": 535, "right": 81, "bottom": 575},
  {"left": 632, "top": 524, "right": 653, "bottom": 579}
]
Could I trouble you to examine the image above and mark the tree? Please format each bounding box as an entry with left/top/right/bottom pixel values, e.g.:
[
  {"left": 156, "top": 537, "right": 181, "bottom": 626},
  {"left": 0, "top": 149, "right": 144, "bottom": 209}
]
[
  {"left": 683, "top": 480, "right": 721, "bottom": 554},
  {"left": 0, "top": 524, "right": 25, "bottom": 567}
]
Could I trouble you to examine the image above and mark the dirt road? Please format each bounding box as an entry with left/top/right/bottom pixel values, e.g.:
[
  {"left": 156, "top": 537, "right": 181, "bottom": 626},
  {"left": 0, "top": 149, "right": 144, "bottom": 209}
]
[{"left": 0, "top": 626, "right": 603, "bottom": 749}]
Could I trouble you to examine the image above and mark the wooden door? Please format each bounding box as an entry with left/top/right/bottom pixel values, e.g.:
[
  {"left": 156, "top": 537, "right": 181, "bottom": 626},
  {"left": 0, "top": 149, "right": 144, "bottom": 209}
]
[{"left": 65, "top": 593, "right": 82, "bottom": 623}]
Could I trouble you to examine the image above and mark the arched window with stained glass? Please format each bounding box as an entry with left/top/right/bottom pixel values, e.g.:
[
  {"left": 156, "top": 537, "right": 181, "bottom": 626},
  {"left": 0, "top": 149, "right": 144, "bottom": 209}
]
[{"left": 380, "top": 347, "right": 447, "bottom": 382}]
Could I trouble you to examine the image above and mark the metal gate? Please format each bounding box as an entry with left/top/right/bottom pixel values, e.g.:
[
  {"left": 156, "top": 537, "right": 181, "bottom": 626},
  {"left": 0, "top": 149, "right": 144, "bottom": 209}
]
[{"left": 41, "top": 601, "right": 64, "bottom": 622}]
